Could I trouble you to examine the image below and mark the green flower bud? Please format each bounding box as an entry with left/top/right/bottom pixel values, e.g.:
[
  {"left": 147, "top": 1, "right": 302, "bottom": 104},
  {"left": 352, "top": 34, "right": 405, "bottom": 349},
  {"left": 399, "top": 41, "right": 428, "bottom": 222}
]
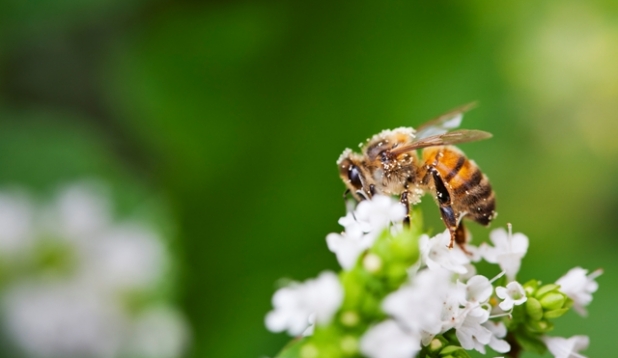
[
  {"left": 525, "top": 297, "right": 543, "bottom": 321},
  {"left": 523, "top": 279, "right": 539, "bottom": 296},
  {"left": 539, "top": 292, "right": 566, "bottom": 310},
  {"left": 340, "top": 311, "right": 359, "bottom": 327},
  {"left": 300, "top": 343, "right": 319, "bottom": 358},
  {"left": 429, "top": 338, "right": 444, "bottom": 352},
  {"left": 526, "top": 319, "right": 554, "bottom": 333},
  {"left": 340, "top": 335, "right": 358, "bottom": 355},
  {"left": 544, "top": 307, "right": 569, "bottom": 319},
  {"left": 535, "top": 283, "right": 560, "bottom": 299}
]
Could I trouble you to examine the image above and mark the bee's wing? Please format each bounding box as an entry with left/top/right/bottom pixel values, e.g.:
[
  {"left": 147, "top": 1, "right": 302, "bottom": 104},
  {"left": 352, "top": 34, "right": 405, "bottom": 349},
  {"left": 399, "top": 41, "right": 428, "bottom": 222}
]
[
  {"left": 390, "top": 129, "right": 492, "bottom": 156},
  {"left": 414, "top": 102, "right": 478, "bottom": 140}
]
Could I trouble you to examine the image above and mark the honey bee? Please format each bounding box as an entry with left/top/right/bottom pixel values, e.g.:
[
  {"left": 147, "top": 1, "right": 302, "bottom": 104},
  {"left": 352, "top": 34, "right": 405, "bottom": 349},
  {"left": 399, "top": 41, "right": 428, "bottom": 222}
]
[{"left": 337, "top": 103, "right": 496, "bottom": 249}]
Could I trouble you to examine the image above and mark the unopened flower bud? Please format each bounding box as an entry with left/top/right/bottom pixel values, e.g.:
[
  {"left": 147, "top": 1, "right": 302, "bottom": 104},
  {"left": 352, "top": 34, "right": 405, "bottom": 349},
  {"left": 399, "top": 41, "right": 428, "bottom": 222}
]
[
  {"left": 526, "top": 319, "right": 553, "bottom": 333},
  {"left": 525, "top": 297, "right": 543, "bottom": 321},
  {"left": 340, "top": 335, "right": 358, "bottom": 355},
  {"left": 535, "top": 284, "right": 560, "bottom": 299},
  {"left": 429, "top": 338, "right": 443, "bottom": 352},
  {"left": 363, "top": 253, "right": 382, "bottom": 273},
  {"left": 544, "top": 307, "right": 569, "bottom": 319},
  {"left": 340, "top": 311, "right": 359, "bottom": 327},
  {"left": 300, "top": 343, "right": 319, "bottom": 358},
  {"left": 539, "top": 292, "right": 566, "bottom": 310}
]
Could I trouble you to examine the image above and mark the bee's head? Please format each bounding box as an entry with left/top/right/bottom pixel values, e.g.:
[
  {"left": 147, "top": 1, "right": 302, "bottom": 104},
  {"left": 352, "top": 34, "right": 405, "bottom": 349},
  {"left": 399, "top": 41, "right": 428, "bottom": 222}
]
[{"left": 337, "top": 149, "right": 373, "bottom": 201}]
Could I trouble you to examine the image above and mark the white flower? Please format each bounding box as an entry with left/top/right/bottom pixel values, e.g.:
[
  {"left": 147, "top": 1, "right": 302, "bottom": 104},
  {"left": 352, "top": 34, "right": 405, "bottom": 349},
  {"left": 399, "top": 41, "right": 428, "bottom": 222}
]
[
  {"left": 458, "top": 275, "right": 493, "bottom": 306},
  {"left": 495, "top": 281, "right": 527, "bottom": 311},
  {"left": 302, "top": 313, "right": 316, "bottom": 336},
  {"left": 46, "top": 183, "right": 112, "bottom": 242},
  {"left": 420, "top": 230, "right": 470, "bottom": 274},
  {"left": 2, "top": 280, "right": 126, "bottom": 358},
  {"left": 455, "top": 306, "right": 492, "bottom": 354},
  {"left": 326, "top": 195, "right": 404, "bottom": 270},
  {"left": 360, "top": 320, "right": 421, "bottom": 358},
  {"left": 326, "top": 231, "right": 373, "bottom": 270},
  {"left": 383, "top": 269, "right": 454, "bottom": 337},
  {"left": 80, "top": 224, "right": 166, "bottom": 291},
  {"left": 265, "top": 271, "right": 343, "bottom": 336},
  {"left": 129, "top": 306, "right": 190, "bottom": 358},
  {"left": 483, "top": 321, "right": 510, "bottom": 353},
  {"left": 0, "top": 182, "right": 189, "bottom": 358},
  {"left": 0, "top": 191, "right": 35, "bottom": 257},
  {"left": 556, "top": 267, "right": 601, "bottom": 316},
  {"left": 543, "top": 335, "right": 589, "bottom": 358},
  {"left": 355, "top": 195, "right": 406, "bottom": 232},
  {"left": 480, "top": 227, "right": 529, "bottom": 281},
  {"left": 459, "top": 263, "right": 477, "bottom": 281},
  {"left": 435, "top": 291, "right": 464, "bottom": 339},
  {"left": 337, "top": 211, "right": 371, "bottom": 238}
]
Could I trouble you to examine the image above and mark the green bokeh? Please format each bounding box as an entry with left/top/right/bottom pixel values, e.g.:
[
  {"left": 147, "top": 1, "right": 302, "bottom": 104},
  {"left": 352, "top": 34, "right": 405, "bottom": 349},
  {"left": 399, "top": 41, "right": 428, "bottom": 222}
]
[{"left": 1, "top": 1, "right": 616, "bottom": 357}]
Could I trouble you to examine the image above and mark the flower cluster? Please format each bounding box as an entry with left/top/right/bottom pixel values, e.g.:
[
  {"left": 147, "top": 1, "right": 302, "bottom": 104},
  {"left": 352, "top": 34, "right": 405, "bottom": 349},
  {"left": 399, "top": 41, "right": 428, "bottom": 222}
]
[
  {"left": 0, "top": 182, "right": 189, "bottom": 358},
  {"left": 265, "top": 195, "right": 601, "bottom": 358}
]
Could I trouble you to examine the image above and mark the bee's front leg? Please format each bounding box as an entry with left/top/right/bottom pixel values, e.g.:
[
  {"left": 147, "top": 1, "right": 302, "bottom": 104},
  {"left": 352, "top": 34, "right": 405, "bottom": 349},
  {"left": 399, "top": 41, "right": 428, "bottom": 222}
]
[
  {"left": 429, "top": 167, "right": 458, "bottom": 249},
  {"left": 454, "top": 221, "right": 473, "bottom": 255}
]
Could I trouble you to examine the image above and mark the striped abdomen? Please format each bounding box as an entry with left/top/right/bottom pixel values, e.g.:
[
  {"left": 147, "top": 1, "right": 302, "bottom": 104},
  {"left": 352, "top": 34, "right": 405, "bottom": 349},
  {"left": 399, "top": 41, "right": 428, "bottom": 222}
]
[{"left": 422, "top": 146, "right": 496, "bottom": 226}]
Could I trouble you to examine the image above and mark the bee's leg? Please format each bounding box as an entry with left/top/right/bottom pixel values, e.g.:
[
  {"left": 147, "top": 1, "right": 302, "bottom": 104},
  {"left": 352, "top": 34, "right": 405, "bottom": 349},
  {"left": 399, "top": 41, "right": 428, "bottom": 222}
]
[
  {"left": 400, "top": 190, "right": 411, "bottom": 227},
  {"left": 454, "top": 221, "right": 473, "bottom": 255},
  {"left": 342, "top": 189, "right": 359, "bottom": 214},
  {"left": 430, "top": 167, "right": 458, "bottom": 249}
]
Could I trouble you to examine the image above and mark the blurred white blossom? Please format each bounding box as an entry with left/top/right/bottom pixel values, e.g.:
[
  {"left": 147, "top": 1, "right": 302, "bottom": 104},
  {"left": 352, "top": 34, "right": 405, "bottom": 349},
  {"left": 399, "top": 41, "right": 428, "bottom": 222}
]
[
  {"left": 556, "top": 267, "right": 602, "bottom": 316},
  {"left": 0, "top": 182, "right": 189, "bottom": 358},
  {"left": 0, "top": 191, "right": 35, "bottom": 258},
  {"left": 3, "top": 280, "right": 125, "bottom": 358},
  {"left": 383, "top": 268, "right": 453, "bottom": 339},
  {"left": 483, "top": 321, "right": 510, "bottom": 353},
  {"left": 129, "top": 306, "right": 190, "bottom": 358},
  {"left": 543, "top": 335, "right": 589, "bottom": 358},
  {"left": 360, "top": 320, "right": 421, "bottom": 358},
  {"left": 265, "top": 271, "right": 343, "bottom": 336}
]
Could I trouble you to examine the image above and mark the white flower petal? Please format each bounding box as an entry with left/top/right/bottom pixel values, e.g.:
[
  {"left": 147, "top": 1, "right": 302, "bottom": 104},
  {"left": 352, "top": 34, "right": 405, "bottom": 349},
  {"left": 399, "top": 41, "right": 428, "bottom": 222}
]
[
  {"left": 383, "top": 269, "right": 454, "bottom": 336},
  {"left": 360, "top": 320, "right": 421, "bottom": 358},
  {"left": 556, "top": 267, "right": 601, "bottom": 316},
  {"left": 265, "top": 271, "right": 343, "bottom": 336},
  {"left": 455, "top": 307, "right": 492, "bottom": 353},
  {"left": 543, "top": 335, "right": 589, "bottom": 358},
  {"left": 421, "top": 231, "right": 470, "bottom": 274},
  {"left": 481, "top": 228, "right": 529, "bottom": 281}
]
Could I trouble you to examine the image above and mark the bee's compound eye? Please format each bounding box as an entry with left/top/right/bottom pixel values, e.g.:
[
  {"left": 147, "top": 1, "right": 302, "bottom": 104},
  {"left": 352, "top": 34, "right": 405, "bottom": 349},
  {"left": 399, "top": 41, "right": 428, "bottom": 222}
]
[{"left": 348, "top": 165, "right": 363, "bottom": 189}]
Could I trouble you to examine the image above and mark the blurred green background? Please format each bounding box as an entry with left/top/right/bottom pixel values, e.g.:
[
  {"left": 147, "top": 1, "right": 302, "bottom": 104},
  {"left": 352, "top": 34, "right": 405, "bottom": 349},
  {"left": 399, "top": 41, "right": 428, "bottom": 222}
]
[{"left": 1, "top": 1, "right": 616, "bottom": 357}]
